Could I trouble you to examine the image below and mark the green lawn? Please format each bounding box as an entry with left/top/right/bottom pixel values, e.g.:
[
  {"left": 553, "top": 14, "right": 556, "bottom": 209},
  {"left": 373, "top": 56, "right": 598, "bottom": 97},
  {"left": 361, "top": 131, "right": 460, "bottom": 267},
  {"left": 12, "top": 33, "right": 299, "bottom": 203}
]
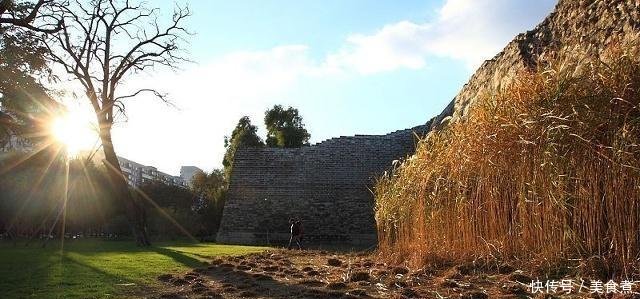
[{"left": 0, "top": 239, "right": 268, "bottom": 299}]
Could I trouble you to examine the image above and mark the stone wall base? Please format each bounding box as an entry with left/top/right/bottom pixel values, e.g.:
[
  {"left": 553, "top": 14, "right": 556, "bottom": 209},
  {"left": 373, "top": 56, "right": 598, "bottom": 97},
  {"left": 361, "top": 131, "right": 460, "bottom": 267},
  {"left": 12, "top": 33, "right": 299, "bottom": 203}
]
[{"left": 216, "top": 231, "right": 377, "bottom": 248}]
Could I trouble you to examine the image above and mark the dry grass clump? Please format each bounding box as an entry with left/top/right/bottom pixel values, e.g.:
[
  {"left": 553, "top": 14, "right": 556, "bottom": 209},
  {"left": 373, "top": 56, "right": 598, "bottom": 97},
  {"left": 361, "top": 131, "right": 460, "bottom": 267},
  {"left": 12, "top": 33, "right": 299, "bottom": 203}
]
[{"left": 375, "top": 42, "right": 640, "bottom": 276}]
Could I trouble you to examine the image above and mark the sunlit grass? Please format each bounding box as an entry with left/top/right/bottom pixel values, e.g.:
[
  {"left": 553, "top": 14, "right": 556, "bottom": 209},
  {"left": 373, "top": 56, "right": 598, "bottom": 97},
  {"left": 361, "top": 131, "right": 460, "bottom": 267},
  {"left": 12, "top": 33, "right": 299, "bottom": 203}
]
[{"left": 0, "top": 240, "right": 269, "bottom": 298}]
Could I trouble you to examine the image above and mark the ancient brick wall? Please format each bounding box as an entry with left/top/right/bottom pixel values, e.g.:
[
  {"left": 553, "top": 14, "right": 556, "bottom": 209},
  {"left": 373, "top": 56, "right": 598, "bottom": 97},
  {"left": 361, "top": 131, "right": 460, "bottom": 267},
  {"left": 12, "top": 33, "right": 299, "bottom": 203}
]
[
  {"left": 218, "top": 0, "right": 640, "bottom": 247},
  {"left": 216, "top": 125, "right": 429, "bottom": 246}
]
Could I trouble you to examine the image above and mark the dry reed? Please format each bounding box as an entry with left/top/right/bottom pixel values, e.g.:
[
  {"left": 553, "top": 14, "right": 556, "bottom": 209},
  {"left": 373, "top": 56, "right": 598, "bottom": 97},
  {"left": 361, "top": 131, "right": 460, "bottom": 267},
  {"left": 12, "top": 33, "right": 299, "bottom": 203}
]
[{"left": 375, "top": 42, "right": 640, "bottom": 277}]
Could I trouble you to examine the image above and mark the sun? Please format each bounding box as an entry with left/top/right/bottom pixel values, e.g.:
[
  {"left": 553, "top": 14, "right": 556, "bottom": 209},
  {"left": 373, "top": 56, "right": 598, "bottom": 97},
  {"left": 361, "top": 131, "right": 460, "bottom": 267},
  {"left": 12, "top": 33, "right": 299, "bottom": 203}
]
[{"left": 50, "top": 107, "right": 98, "bottom": 157}]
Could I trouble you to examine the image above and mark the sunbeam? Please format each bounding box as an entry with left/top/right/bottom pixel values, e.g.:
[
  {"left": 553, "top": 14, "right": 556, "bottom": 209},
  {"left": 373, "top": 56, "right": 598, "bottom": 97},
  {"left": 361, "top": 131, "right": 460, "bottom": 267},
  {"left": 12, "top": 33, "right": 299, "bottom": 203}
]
[
  {"left": 0, "top": 139, "right": 59, "bottom": 175},
  {"left": 60, "top": 159, "right": 70, "bottom": 252},
  {"left": 78, "top": 159, "right": 107, "bottom": 224},
  {"left": 4, "top": 145, "right": 64, "bottom": 234}
]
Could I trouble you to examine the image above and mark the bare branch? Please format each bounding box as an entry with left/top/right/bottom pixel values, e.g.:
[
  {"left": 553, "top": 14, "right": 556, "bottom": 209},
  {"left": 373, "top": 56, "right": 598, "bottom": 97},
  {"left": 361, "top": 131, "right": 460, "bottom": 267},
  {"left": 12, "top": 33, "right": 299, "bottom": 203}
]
[
  {"left": 113, "top": 88, "right": 167, "bottom": 103},
  {"left": 44, "top": 0, "right": 190, "bottom": 128},
  {"left": 0, "top": 0, "right": 63, "bottom": 33}
]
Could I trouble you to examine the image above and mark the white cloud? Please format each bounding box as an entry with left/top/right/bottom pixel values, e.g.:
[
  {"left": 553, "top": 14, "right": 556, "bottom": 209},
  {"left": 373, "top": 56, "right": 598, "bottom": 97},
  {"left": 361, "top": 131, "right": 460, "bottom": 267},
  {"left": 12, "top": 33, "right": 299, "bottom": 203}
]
[
  {"left": 113, "top": 45, "right": 325, "bottom": 174},
  {"left": 180, "top": 45, "right": 317, "bottom": 102},
  {"left": 325, "top": 21, "right": 431, "bottom": 74},
  {"left": 111, "top": 0, "right": 558, "bottom": 173},
  {"left": 328, "top": 0, "right": 557, "bottom": 72}
]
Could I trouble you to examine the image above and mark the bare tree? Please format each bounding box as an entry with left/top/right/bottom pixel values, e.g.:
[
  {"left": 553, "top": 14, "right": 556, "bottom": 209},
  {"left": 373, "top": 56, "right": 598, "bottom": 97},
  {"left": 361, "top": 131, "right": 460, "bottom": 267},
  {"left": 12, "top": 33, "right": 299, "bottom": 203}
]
[
  {"left": 0, "top": 0, "right": 61, "bottom": 32},
  {"left": 43, "top": 0, "right": 190, "bottom": 246}
]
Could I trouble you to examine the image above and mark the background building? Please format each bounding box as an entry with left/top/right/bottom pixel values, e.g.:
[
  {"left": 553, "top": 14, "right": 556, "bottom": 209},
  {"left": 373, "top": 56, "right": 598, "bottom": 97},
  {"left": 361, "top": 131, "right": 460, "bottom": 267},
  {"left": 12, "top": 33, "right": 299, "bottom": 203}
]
[
  {"left": 117, "top": 156, "right": 187, "bottom": 188},
  {"left": 180, "top": 166, "right": 203, "bottom": 186}
]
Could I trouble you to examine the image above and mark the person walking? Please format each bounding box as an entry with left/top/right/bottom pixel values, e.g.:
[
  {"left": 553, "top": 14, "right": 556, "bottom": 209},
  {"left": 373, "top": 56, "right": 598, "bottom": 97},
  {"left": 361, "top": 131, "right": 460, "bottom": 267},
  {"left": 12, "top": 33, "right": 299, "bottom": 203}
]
[
  {"left": 287, "top": 218, "right": 303, "bottom": 249},
  {"left": 296, "top": 219, "right": 304, "bottom": 246}
]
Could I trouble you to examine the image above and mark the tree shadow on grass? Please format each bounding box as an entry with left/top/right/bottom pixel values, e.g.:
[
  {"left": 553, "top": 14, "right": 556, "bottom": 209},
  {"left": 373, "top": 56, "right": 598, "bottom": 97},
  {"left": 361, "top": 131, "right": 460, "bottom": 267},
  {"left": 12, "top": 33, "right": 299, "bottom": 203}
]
[
  {"left": 149, "top": 246, "right": 206, "bottom": 269},
  {"left": 149, "top": 244, "right": 267, "bottom": 268},
  {"left": 164, "top": 247, "right": 260, "bottom": 260},
  {"left": 63, "top": 240, "right": 212, "bottom": 269},
  {"left": 0, "top": 240, "right": 230, "bottom": 298},
  {"left": 60, "top": 254, "right": 152, "bottom": 297},
  {"left": 162, "top": 248, "right": 218, "bottom": 260},
  {"left": 12, "top": 253, "right": 147, "bottom": 299},
  {"left": 53, "top": 245, "right": 212, "bottom": 298},
  {"left": 61, "top": 254, "right": 141, "bottom": 285},
  {"left": 1, "top": 254, "right": 60, "bottom": 298}
]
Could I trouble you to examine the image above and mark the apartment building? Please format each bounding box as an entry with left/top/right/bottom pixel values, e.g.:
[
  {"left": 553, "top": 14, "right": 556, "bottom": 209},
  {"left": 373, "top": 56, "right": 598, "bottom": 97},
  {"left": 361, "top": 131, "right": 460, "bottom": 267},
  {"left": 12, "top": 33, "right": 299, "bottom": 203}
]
[
  {"left": 180, "top": 166, "right": 203, "bottom": 186},
  {"left": 117, "top": 156, "right": 187, "bottom": 188}
]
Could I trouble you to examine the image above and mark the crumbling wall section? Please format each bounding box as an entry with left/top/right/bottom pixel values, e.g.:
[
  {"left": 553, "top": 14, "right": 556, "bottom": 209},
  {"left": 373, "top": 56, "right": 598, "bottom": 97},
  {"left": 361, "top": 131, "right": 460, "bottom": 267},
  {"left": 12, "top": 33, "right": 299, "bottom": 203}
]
[{"left": 217, "top": 125, "right": 429, "bottom": 246}]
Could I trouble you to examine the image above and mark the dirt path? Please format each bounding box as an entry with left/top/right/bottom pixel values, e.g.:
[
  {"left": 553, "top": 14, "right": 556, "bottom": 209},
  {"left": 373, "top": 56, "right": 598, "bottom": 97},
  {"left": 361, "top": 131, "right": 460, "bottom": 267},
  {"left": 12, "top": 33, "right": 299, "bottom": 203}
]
[{"left": 151, "top": 249, "right": 632, "bottom": 299}]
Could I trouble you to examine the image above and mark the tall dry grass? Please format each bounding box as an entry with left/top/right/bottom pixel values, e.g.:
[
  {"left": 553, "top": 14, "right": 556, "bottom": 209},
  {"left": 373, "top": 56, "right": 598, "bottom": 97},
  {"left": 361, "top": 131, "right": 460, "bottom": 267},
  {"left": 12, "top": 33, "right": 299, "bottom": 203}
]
[{"left": 375, "top": 42, "right": 640, "bottom": 276}]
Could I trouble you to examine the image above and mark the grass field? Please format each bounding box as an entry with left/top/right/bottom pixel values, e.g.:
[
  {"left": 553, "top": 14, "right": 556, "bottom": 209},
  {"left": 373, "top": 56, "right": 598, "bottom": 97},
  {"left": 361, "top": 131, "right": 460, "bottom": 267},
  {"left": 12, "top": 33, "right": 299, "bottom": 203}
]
[{"left": 0, "top": 239, "right": 268, "bottom": 299}]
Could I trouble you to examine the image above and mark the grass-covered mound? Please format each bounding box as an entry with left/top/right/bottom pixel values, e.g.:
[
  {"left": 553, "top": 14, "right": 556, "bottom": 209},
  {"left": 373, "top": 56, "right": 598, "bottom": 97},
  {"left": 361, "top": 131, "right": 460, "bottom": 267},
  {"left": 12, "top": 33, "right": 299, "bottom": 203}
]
[{"left": 375, "top": 42, "right": 640, "bottom": 276}]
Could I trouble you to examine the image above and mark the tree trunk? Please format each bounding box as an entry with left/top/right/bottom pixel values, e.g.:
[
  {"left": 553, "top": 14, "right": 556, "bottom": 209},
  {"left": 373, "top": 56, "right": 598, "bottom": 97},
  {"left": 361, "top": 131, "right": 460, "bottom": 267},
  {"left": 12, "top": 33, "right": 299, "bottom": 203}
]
[{"left": 99, "top": 126, "right": 151, "bottom": 246}]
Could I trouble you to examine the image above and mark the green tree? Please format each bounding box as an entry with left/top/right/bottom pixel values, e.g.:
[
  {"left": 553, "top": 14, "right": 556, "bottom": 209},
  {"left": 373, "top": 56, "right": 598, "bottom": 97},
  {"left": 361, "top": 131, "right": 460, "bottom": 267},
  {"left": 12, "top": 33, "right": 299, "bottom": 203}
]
[
  {"left": 264, "top": 105, "right": 310, "bottom": 148},
  {"left": 1, "top": 0, "right": 63, "bottom": 149},
  {"left": 139, "top": 181, "right": 195, "bottom": 213},
  {"left": 0, "top": 25, "right": 58, "bottom": 148},
  {"left": 191, "top": 169, "right": 226, "bottom": 239},
  {"left": 222, "top": 116, "right": 264, "bottom": 179},
  {"left": 138, "top": 181, "right": 199, "bottom": 239}
]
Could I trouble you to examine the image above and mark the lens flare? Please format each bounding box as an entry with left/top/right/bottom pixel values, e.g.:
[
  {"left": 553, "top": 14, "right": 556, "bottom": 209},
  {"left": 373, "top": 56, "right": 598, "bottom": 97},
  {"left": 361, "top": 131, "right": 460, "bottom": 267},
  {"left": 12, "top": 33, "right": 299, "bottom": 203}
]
[{"left": 50, "top": 107, "right": 98, "bottom": 157}]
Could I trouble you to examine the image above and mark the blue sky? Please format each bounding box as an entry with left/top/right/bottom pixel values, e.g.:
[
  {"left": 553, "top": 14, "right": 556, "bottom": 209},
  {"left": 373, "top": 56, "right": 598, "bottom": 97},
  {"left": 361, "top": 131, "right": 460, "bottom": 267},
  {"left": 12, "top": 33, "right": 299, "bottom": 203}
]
[{"left": 108, "top": 0, "right": 558, "bottom": 175}]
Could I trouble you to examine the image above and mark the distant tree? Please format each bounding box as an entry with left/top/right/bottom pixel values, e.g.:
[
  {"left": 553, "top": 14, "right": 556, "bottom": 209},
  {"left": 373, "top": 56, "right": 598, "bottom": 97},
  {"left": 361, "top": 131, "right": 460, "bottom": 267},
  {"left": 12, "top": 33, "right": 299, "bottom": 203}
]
[
  {"left": 191, "top": 169, "right": 225, "bottom": 199},
  {"left": 138, "top": 182, "right": 199, "bottom": 239},
  {"left": 191, "top": 169, "right": 226, "bottom": 238},
  {"left": 264, "top": 105, "right": 310, "bottom": 148},
  {"left": 42, "top": 0, "right": 191, "bottom": 246},
  {"left": 222, "top": 116, "right": 264, "bottom": 179},
  {"left": 139, "top": 182, "right": 195, "bottom": 213}
]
